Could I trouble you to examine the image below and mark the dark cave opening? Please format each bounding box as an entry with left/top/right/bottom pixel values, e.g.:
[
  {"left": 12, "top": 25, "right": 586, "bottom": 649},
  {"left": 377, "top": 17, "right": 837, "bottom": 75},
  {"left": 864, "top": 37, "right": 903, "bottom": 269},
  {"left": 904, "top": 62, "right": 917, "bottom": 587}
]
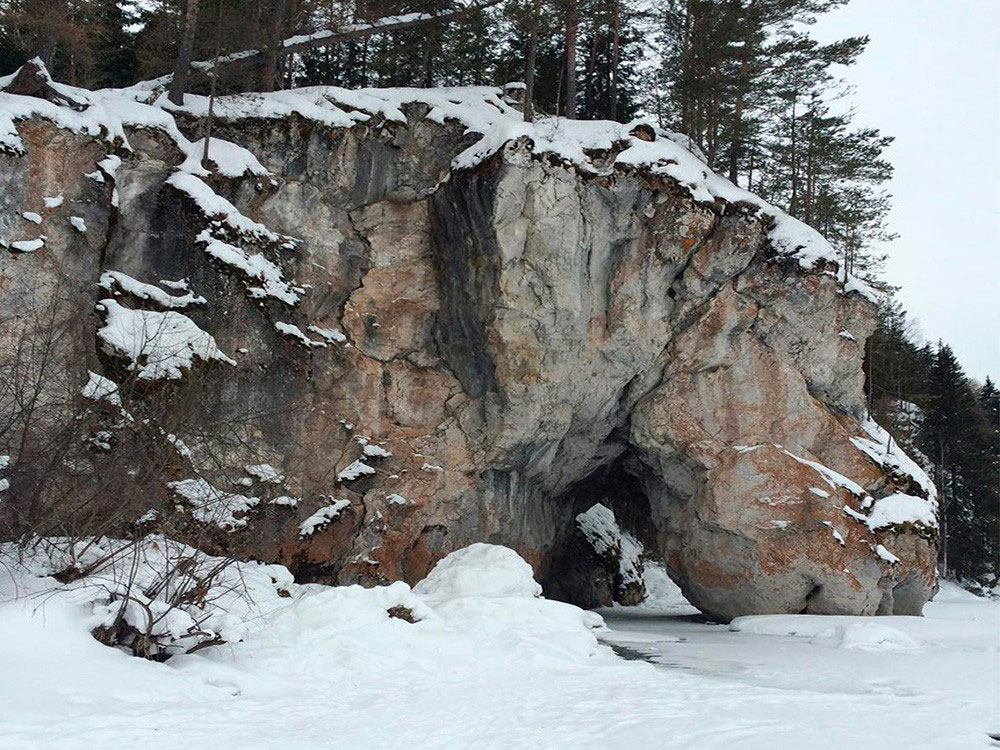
[{"left": 539, "top": 454, "right": 669, "bottom": 610}]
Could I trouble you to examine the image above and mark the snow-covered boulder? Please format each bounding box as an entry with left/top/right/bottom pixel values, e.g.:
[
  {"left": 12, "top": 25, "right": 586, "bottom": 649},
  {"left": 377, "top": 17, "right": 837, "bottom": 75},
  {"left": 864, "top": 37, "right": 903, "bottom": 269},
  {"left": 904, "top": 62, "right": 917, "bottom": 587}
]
[{"left": 414, "top": 543, "right": 542, "bottom": 600}]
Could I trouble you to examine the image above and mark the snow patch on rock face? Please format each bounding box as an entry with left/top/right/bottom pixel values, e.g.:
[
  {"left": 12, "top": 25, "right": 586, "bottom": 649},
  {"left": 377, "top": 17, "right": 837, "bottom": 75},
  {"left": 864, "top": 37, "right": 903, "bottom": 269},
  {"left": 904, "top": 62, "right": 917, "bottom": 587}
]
[
  {"left": 783, "top": 449, "right": 866, "bottom": 496},
  {"left": 274, "top": 321, "right": 325, "bottom": 346},
  {"left": 852, "top": 415, "right": 938, "bottom": 502},
  {"left": 96, "top": 299, "right": 236, "bottom": 380},
  {"left": 874, "top": 544, "right": 900, "bottom": 564},
  {"left": 307, "top": 325, "right": 346, "bottom": 343},
  {"left": 9, "top": 237, "right": 44, "bottom": 252},
  {"left": 168, "top": 478, "right": 260, "bottom": 530},
  {"left": 80, "top": 370, "right": 121, "bottom": 406},
  {"left": 167, "top": 173, "right": 285, "bottom": 242},
  {"left": 866, "top": 493, "right": 938, "bottom": 531},
  {"left": 337, "top": 459, "right": 375, "bottom": 481},
  {"left": 244, "top": 463, "right": 284, "bottom": 483},
  {"left": 200, "top": 234, "right": 302, "bottom": 305},
  {"left": 299, "top": 499, "right": 351, "bottom": 537},
  {"left": 361, "top": 442, "right": 392, "bottom": 458},
  {"left": 413, "top": 543, "right": 543, "bottom": 600},
  {"left": 99, "top": 270, "right": 207, "bottom": 309},
  {"left": 179, "top": 137, "right": 272, "bottom": 178}
]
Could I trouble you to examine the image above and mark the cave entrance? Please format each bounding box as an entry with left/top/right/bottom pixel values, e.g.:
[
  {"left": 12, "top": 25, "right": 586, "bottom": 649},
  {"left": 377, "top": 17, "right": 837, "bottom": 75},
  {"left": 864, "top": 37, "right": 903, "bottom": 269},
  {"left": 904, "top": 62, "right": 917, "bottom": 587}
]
[{"left": 539, "top": 454, "right": 689, "bottom": 612}]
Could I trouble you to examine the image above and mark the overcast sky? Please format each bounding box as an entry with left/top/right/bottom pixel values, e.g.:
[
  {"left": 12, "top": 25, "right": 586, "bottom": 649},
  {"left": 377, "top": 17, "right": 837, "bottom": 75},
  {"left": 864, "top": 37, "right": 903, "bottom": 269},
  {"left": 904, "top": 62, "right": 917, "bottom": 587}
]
[{"left": 812, "top": 0, "right": 999, "bottom": 382}]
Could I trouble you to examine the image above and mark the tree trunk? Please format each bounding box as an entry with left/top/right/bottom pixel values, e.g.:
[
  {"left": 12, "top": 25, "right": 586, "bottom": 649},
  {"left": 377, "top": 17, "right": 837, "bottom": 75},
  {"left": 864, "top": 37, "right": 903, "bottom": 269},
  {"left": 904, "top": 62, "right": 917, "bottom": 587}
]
[
  {"left": 202, "top": 0, "right": 224, "bottom": 168},
  {"left": 728, "top": 0, "right": 756, "bottom": 184},
  {"left": 680, "top": 0, "right": 695, "bottom": 137},
  {"left": 523, "top": 0, "right": 541, "bottom": 122},
  {"left": 804, "top": 95, "right": 817, "bottom": 224},
  {"left": 168, "top": 0, "right": 201, "bottom": 106},
  {"left": 260, "top": 0, "right": 289, "bottom": 91},
  {"left": 789, "top": 93, "right": 799, "bottom": 217},
  {"left": 584, "top": 24, "right": 598, "bottom": 116},
  {"left": 608, "top": 0, "right": 621, "bottom": 120},
  {"left": 564, "top": 0, "right": 578, "bottom": 119}
]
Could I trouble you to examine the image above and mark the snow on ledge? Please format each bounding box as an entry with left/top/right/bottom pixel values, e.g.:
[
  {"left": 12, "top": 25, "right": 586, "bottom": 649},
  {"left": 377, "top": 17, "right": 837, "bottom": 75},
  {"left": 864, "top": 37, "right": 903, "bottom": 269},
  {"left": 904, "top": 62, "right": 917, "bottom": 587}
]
[
  {"left": 81, "top": 370, "right": 121, "bottom": 406},
  {"left": 167, "top": 173, "right": 284, "bottom": 242},
  {"left": 783, "top": 449, "right": 867, "bottom": 497},
  {"left": 99, "top": 270, "right": 207, "bottom": 309},
  {"left": 169, "top": 478, "right": 260, "bottom": 531},
  {"left": 96, "top": 298, "right": 236, "bottom": 380},
  {"left": 200, "top": 233, "right": 303, "bottom": 306},
  {"left": 299, "top": 499, "right": 351, "bottom": 537},
  {"left": 337, "top": 459, "right": 376, "bottom": 481},
  {"left": 179, "top": 137, "right": 271, "bottom": 178},
  {"left": 852, "top": 414, "right": 938, "bottom": 502},
  {"left": 866, "top": 493, "right": 938, "bottom": 531},
  {"left": 245, "top": 463, "right": 284, "bottom": 483}
]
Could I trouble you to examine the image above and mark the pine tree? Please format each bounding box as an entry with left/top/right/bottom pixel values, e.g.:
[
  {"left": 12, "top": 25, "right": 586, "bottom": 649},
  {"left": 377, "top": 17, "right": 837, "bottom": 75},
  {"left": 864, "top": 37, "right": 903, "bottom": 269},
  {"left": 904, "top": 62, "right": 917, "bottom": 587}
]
[
  {"left": 977, "top": 378, "right": 1000, "bottom": 584},
  {"left": 89, "top": 0, "right": 143, "bottom": 88},
  {"left": 575, "top": 0, "right": 642, "bottom": 119},
  {"left": 921, "top": 345, "right": 995, "bottom": 581}
]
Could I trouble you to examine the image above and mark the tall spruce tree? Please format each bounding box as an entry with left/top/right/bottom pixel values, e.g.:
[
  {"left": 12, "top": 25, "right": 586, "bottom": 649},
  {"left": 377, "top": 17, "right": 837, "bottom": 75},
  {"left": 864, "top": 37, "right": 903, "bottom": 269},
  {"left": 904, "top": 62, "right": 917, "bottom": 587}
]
[
  {"left": 921, "top": 344, "right": 995, "bottom": 581},
  {"left": 976, "top": 378, "right": 1000, "bottom": 585}
]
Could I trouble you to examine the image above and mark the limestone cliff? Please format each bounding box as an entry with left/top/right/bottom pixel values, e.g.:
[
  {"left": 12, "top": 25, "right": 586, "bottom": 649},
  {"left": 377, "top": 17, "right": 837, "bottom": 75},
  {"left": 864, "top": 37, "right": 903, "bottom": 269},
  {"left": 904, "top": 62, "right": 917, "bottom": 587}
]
[{"left": 0, "top": 63, "right": 939, "bottom": 620}]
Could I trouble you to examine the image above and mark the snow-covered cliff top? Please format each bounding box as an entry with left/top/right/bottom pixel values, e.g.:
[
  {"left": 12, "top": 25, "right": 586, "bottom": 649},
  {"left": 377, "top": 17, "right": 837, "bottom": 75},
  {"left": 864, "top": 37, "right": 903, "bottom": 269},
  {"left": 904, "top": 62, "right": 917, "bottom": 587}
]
[{"left": 0, "top": 60, "right": 874, "bottom": 299}]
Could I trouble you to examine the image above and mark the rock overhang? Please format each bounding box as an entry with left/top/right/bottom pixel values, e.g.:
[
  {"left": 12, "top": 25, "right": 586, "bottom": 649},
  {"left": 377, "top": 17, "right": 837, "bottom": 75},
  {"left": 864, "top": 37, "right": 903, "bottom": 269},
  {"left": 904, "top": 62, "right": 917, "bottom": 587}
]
[{"left": 0, "top": 64, "right": 937, "bottom": 619}]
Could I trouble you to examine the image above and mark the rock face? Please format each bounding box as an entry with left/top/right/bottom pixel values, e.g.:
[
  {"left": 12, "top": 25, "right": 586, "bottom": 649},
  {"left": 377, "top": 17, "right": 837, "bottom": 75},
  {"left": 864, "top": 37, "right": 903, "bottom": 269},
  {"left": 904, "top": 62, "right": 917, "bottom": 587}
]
[{"left": 0, "top": 74, "right": 939, "bottom": 620}]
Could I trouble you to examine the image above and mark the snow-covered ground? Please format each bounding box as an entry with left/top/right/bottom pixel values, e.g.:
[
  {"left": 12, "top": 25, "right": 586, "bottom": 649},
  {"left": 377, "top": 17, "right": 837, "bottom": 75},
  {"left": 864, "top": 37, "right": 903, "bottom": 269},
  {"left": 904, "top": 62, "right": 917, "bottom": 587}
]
[
  {"left": 0, "top": 545, "right": 996, "bottom": 750},
  {"left": 602, "top": 567, "right": 1000, "bottom": 748}
]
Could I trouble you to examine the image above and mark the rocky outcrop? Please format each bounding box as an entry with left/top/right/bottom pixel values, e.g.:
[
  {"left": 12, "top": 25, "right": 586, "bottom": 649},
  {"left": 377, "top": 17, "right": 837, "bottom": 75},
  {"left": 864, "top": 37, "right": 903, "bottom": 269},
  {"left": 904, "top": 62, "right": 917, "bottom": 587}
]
[{"left": 0, "top": 68, "right": 939, "bottom": 620}]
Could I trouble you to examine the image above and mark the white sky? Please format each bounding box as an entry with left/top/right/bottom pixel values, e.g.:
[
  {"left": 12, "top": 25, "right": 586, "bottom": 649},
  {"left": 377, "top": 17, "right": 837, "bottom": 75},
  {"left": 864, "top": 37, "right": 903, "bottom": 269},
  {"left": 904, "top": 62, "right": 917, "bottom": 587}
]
[{"left": 813, "top": 0, "right": 999, "bottom": 382}]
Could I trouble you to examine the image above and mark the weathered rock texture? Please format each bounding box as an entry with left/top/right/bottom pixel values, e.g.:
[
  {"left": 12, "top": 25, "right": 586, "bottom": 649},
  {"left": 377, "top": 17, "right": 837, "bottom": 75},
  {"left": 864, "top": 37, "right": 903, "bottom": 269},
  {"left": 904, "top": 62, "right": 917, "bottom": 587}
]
[{"left": 0, "top": 81, "right": 938, "bottom": 621}]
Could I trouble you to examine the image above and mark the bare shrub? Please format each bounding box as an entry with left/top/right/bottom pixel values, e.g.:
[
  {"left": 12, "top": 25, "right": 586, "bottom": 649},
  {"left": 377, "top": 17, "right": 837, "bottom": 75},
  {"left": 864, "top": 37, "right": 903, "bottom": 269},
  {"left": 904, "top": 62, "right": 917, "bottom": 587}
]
[{"left": 0, "top": 286, "right": 307, "bottom": 657}]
